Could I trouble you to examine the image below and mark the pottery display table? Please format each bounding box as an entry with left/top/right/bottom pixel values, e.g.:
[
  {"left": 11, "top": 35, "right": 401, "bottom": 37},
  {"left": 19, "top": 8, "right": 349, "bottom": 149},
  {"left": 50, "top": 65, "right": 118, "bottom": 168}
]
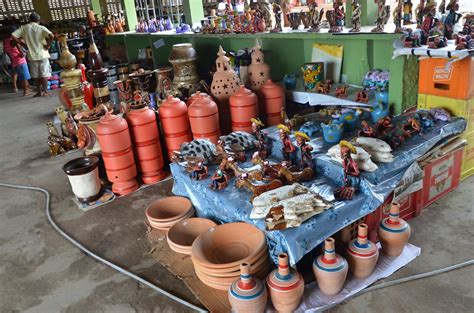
[
  {"left": 170, "top": 117, "right": 466, "bottom": 266},
  {"left": 286, "top": 86, "right": 377, "bottom": 108}
]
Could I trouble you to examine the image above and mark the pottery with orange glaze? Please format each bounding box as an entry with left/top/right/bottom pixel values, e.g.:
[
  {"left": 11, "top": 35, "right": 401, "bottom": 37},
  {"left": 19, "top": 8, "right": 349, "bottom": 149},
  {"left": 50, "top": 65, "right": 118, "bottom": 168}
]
[
  {"left": 229, "top": 85, "right": 259, "bottom": 133},
  {"left": 258, "top": 79, "right": 285, "bottom": 126},
  {"left": 188, "top": 92, "right": 221, "bottom": 143}
]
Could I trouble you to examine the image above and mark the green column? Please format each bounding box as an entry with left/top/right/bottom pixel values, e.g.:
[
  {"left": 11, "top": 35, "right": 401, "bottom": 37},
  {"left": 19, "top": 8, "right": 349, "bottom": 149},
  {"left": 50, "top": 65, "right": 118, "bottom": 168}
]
[
  {"left": 361, "top": 0, "right": 378, "bottom": 27},
  {"left": 183, "top": 0, "right": 205, "bottom": 26},
  {"left": 123, "top": 0, "right": 138, "bottom": 31},
  {"left": 32, "top": 0, "right": 52, "bottom": 22},
  {"left": 91, "top": 0, "right": 103, "bottom": 18}
]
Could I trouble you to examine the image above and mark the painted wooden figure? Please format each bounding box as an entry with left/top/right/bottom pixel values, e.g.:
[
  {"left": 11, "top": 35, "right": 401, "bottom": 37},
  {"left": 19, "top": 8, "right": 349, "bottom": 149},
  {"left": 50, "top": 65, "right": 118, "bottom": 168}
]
[
  {"left": 334, "top": 141, "right": 360, "bottom": 200},
  {"left": 251, "top": 117, "right": 268, "bottom": 158},
  {"left": 277, "top": 124, "right": 296, "bottom": 164},
  {"left": 295, "top": 131, "right": 313, "bottom": 170}
]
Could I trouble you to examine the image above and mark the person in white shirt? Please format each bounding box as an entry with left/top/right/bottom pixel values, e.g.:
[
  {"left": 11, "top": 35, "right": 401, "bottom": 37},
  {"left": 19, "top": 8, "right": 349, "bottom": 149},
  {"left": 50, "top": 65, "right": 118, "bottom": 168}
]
[{"left": 12, "top": 12, "right": 54, "bottom": 97}]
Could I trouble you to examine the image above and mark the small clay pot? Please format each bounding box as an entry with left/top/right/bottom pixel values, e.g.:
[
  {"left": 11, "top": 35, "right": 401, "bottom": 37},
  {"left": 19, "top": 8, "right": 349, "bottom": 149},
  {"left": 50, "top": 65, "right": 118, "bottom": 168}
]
[
  {"left": 167, "top": 217, "right": 217, "bottom": 251},
  {"left": 228, "top": 263, "right": 268, "bottom": 313},
  {"left": 378, "top": 202, "right": 411, "bottom": 256},
  {"left": 313, "top": 237, "right": 348, "bottom": 296},
  {"left": 146, "top": 196, "right": 193, "bottom": 222},
  {"left": 62, "top": 156, "right": 102, "bottom": 203},
  {"left": 346, "top": 223, "right": 379, "bottom": 279}
]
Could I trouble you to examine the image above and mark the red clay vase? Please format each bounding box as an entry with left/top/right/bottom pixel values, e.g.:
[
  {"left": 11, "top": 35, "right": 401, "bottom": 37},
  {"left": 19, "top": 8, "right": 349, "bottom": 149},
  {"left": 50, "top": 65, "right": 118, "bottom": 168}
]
[
  {"left": 346, "top": 223, "right": 379, "bottom": 279},
  {"left": 126, "top": 106, "right": 166, "bottom": 184},
  {"left": 159, "top": 95, "right": 192, "bottom": 158},
  {"left": 258, "top": 80, "right": 285, "bottom": 126},
  {"left": 229, "top": 85, "right": 259, "bottom": 133},
  {"left": 267, "top": 253, "right": 304, "bottom": 313},
  {"left": 228, "top": 262, "right": 268, "bottom": 313},
  {"left": 248, "top": 41, "right": 270, "bottom": 91},
  {"left": 188, "top": 92, "right": 221, "bottom": 143},
  {"left": 378, "top": 202, "right": 411, "bottom": 256},
  {"left": 96, "top": 111, "right": 138, "bottom": 195},
  {"left": 312, "top": 237, "right": 348, "bottom": 296}
]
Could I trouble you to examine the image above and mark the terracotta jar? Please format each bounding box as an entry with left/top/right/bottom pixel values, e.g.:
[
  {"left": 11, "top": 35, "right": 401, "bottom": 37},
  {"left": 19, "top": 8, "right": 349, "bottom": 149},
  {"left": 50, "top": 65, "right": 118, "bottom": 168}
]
[
  {"left": 188, "top": 92, "right": 220, "bottom": 143},
  {"left": 378, "top": 202, "right": 411, "bottom": 256},
  {"left": 96, "top": 111, "right": 138, "bottom": 195},
  {"left": 229, "top": 85, "right": 259, "bottom": 133},
  {"left": 78, "top": 117, "right": 102, "bottom": 155},
  {"left": 313, "top": 237, "right": 348, "bottom": 296},
  {"left": 186, "top": 91, "right": 211, "bottom": 107},
  {"left": 211, "top": 45, "right": 240, "bottom": 134},
  {"left": 159, "top": 95, "right": 192, "bottom": 158},
  {"left": 258, "top": 80, "right": 285, "bottom": 126},
  {"left": 248, "top": 41, "right": 270, "bottom": 91},
  {"left": 267, "top": 253, "right": 304, "bottom": 313},
  {"left": 62, "top": 155, "right": 102, "bottom": 203},
  {"left": 126, "top": 106, "right": 166, "bottom": 184},
  {"left": 168, "top": 43, "right": 200, "bottom": 99},
  {"left": 229, "top": 262, "right": 268, "bottom": 313},
  {"left": 346, "top": 223, "right": 379, "bottom": 279}
]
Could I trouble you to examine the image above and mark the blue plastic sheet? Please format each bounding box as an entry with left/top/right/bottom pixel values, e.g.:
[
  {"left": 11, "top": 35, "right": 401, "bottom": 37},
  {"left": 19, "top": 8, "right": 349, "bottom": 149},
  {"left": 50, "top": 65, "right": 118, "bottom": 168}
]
[{"left": 170, "top": 117, "right": 466, "bottom": 266}]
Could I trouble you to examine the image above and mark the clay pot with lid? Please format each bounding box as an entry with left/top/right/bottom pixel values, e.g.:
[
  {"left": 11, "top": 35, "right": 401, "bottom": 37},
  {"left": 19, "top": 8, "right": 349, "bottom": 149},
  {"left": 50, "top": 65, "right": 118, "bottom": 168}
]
[
  {"left": 96, "top": 111, "right": 138, "bottom": 195},
  {"left": 248, "top": 41, "right": 270, "bottom": 91},
  {"left": 312, "top": 237, "right": 348, "bottom": 296},
  {"left": 126, "top": 105, "right": 166, "bottom": 184},
  {"left": 378, "top": 202, "right": 411, "bottom": 256},
  {"left": 229, "top": 85, "right": 259, "bottom": 133},
  {"left": 188, "top": 92, "right": 220, "bottom": 143},
  {"left": 258, "top": 80, "right": 285, "bottom": 126},
  {"left": 266, "top": 253, "right": 304, "bottom": 313},
  {"left": 228, "top": 262, "right": 268, "bottom": 313},
  {"left": 158, "top": 95, "right": 192, "bottom": 158},
  {"left": 62, "top": 155, "right": 103, "bottom": 203},
  {"left": 346, "top": 223, "right": 379, "bottom": 278}
]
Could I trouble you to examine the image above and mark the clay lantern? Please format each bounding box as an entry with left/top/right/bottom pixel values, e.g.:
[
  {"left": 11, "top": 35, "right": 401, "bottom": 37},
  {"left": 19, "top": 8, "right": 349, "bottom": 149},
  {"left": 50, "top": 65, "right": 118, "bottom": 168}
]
[
  {"left": 188, "top": 92, "right": 221, "bottom": 143},
  {"left": 258, "top": 79, "right": 285, "bottom": 126},
  {"left": 158, "top": 95, "right": 192, "bottom": 158},
  {"left": 229, "top": 85, "right": 259, "bottom": 133},
  {"left": 248, "top": 41, "right": 270, "bottom": 91}
]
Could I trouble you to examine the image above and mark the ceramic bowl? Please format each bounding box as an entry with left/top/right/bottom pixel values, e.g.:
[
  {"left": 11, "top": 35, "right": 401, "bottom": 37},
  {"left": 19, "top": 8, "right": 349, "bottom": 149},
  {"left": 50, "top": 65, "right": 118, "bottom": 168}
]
[
  {"left": 145, "top": 196, "right": 193, "bottom": 222},
  {"left": 191, "top": 222, "right": 266, "bottom": 269},
  {"left": 195, "top": 252, "right": 269, "bottom": 278},
  {"left": 167, "top": 218, "right": 217, "bottom": 250},
  {"left": 148, "top": 209, "right": 195, "bottom": 230},
  {"left": 167, "top": 239, "right": 192, "bottom": 254}
]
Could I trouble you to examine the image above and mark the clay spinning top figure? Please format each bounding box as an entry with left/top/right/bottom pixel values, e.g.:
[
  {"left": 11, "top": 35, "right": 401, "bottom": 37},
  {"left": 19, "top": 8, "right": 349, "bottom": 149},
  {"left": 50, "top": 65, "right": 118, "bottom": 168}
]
[
  {"left": 346, "top": 223, "right": 379, "bottom": 278},
  {"left": 333, "top": 141, "right": 360, "bottom": 201},
  {"left": 349, "top": 0, "right": 362, "bottom": 33},
  {"left": 248, "top": 40, "right": 270, "bottom": 91},
  {"left": 312, "top": 237, "right": 348, "bottom": 296},
  {"left": 444, "top": 0, "right": 462, "bottom": 39},
  {"left": 228, "top": 262, "right": 268, "bottom": 313},
  {"left": 295, "top": 131, "right": 313, "bottom": 170},
  {"left": 277, "top": 124, "right": 296, "bottom": 164},
  {"left": 371, "top": 0, "right": 390, "bottom": 33},
  {"left": 393, "top": 0, "right": 404, "bottom": 33},
  {"left": 251, "top": 117, "right": 268, "bottom": 158},
  {"left": 271, "top": 2, "right": 283, "bottom": 32},
  {"left": 267, "top": 253, "right": 304, "bottom": 313},
  {"left": 377, "top": 202, "right": 411, "bottom": 256},
  {"left": 308, "top": 3, "right": 324, "bottom": 33}
]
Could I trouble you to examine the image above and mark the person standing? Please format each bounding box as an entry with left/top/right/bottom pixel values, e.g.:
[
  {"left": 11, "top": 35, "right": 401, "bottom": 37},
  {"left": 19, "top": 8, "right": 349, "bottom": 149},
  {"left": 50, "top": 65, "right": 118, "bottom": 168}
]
[
  {"left": 3, "top": 26, "right": 32, "bottom": 95},
  {"left": 12, "top": 13, "right": 54, "bottom": 97}
]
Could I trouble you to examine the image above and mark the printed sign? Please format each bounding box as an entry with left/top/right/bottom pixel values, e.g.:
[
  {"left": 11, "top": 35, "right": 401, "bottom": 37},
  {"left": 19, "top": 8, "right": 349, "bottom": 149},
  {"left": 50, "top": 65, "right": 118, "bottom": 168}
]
[{"left": 433, "top": 65, "right": 453, "bottom": 81}]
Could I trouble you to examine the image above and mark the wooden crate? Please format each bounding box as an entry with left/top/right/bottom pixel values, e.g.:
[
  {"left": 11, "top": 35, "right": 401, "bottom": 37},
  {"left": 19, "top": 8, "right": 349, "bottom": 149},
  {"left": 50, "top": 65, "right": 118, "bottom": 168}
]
[{"left": 461, "top": 132, "right": 474, "bottom": 180}]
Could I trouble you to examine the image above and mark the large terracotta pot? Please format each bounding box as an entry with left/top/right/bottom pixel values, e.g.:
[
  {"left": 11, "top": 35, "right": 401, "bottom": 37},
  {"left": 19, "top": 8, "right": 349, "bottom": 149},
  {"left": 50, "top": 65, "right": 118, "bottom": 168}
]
[
  {"left": 228, "top": 262, "right": 268, "bottom": 313},
  {"left": 96, "top": 111, "right": 138, "bottom": 195},
  {"left": 188, "top": 92, "right": 220, "bottom": 143},
  {"left": 258, "top": 80, "right": 285, "bottom": 126},
  {"left": 346, "top": 223, "right": 379, "bottom": 279},
  {"left": 230, "top": 85, "right": 259, "bottom": 133},
  {"left": 168, "top": 43, "right": 200, "bottom": 99},
  {"left": 377, "top": 202, "right": 411, "bottom": 256},
  {"left": 62, "top": 156, "right": 102, "bottom": 203},
  {"left": 126, "top": 106, "right": 166, "bottom": 184},
  {"left": 159, "top": 95, "right": 192, "bottom": 158},
  {"left": 248, "top": 42, "right": 270, "bottom": 91},
  {"left": 266, "top": 253, "right": 304, "bottom": 313},
  {"left": 313, "top": 237, "right": 348, "bottom": 296}
]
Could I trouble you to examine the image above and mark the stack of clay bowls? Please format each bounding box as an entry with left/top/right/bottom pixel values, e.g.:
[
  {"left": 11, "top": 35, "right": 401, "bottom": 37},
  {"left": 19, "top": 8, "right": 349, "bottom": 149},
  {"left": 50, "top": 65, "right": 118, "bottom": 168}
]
[
  {"left": 191, "top": 222, "right": 270, "bottom": 290},
  {"left": 145, "top": 196, "right": 195, "bottom": 231},
  {"left": 167, "top": 218, "right": 217, "bottom": 255}
]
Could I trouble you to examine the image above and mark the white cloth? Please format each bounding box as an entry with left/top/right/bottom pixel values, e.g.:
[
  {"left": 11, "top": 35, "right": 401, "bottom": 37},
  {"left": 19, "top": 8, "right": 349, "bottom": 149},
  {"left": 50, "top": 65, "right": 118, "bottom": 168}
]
[{"left": 12, "top": 22, "right": 52, "bottom": 61}]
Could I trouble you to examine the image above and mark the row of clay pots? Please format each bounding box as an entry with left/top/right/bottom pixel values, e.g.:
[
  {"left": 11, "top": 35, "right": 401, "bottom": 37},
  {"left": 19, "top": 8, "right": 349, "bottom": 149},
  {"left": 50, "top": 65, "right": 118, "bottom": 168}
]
[{"left": 145, "top": 196, "right": 195, "bottom": 231}]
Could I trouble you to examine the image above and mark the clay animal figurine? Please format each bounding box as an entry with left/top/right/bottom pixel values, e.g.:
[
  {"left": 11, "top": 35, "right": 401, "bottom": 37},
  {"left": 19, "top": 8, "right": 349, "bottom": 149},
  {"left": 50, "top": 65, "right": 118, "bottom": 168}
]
[
  {"left": 48, "top": 140, "right": 65, "bottom": 156},
  {"left": 374, "top": 116, "right": 394, "bottom": 137},
  {"left": 393, "top": 0, "right": 404, "bottom": 33},
  {"left": 308, "top": 3, "right": 324, "bottom": 33},
  {"left": 350, "top": 0, "right": 362, "bottom": 33},
  {"left": 278, "top": 163, "right": 314, "bottom": 183},
  {"left": 346, "top": 223, "right": 379, "bottom": 278},
  {"left": 313, "top": 237, "right": 348, "bottom": 296},
  {"left": 444, "top": 0, "right": 462, "bottom": 39},
  {"left": 235, "top": 173, "right": 282, "bottom": 201},
  {"left": 402, "top": 117, "right": 421, "bottom": 137},
  {"left": 252, "top": 152, "right": 283, "bottom": 180},
  {"left": 333, "top": 141, "right": 360, "bottom": 201},
  {"left": 316, "top": 80, "right": 333, "bottom": 94},
  {"left": 220, "top": 131, "right": 256, "bottom": 151},
  {"left": 371, "top": 0, "right": 390, "bottom": 33},
  {"left": 359, "top": 120, "right": 376, "bottom": 137},
  {"left": 355, "top": 88, "right": 369, "bottom": 103},
  {"left": 378, "top": 202, "right": 411, "bottom": 256},
  {"left": 228, "top": 262, "right": 268, "bottom": 313},
  {"left": 277, "top": 124, "right": 296, "bottom": 164},
  {"left": 295, "top": 131, "right": 313, "bottom": 170},
  {"left": 281, "top": 109, "right": 305, "bottom": 130},
  {"left": 300, "top": 11, "right": 311, "bottom": 29},
  {"left": 271, "top": 3, "right": 283, "bottom": 32},
  {"left": 299, "top": 121, "right": 320, "bottom": 137},
  {"left": 260, "top": 0, "right": 273, "bottom": 31},
  {"left": 335, "top": 85, "right": 348, "bottom": 98},
  {"left": 46, "top": 121, "right": 61, "bottom": 138},
  {"left": 171, "top": 139, "right": 218, "bottom": 165},
  {"left": 210, "top": 169, "right": 228, "bottom": 190},
  {"left": 251, "top": 118, "right": 268, "bottom": 158},
  {"left": 225, "top": 156, "right": 264, "bottom": 180}
]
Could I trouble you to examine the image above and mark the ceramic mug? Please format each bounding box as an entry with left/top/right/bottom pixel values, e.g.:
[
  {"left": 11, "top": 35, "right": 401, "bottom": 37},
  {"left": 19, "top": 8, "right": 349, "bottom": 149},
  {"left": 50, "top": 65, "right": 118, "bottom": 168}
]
[{"left": 301, "top": 62, "right": 324, "bottom": 92}]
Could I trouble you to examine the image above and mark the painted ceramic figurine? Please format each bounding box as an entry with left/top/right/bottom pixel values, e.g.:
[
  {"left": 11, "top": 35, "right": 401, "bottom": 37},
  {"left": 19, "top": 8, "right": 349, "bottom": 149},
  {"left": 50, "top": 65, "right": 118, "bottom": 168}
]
[
  {"left": 349, "top": 0, "right": 362, "bottom": 33},
  {"left": 438, "top": 0, "right": 446, "bottom": 14},
  {"left": 271, "top": 2, "right": 283, "bottom": 33},
  {"left": 190, "top": 161, "right": 209, "bottom": 180},
  {"left": 278, "top": 124, "right": 296, "bottom": 164},
  {"left": 334, "top": 141, "right": 360, "bottom": 201},
  {"left": 421, "top": 2, "right": 438, "bottom": 44},
  {"left": 359, "top": 120, "right": 376, "bottom": 137},
  {"left": 251, "top": 118, "right": 268, "bottom": 158},
  {"left": 444, "top": 0, "right": 462, "bottom": 39},
  {"left": 375, "top": 116, "right": 394, "bottom": 137},
  {"left": 371, "top": 0, "right": 390, "bottom": 33},
  {"left": 355, "top": 88, "right": 369, "bottom": 103},
  {"left": 295, "top": 131, "right": 313, "bottom": 170},
  {"left": 403, "top": 0, "right": 413, "bottom": 25},
  {"left": 403, "top": 28, "right": 422, "bottom": 47},
  {"left": 316, "top": 80, "right": 332, "bottom": 94},
  {"left": 335, "top": 85, "right": 348, "bottom": 98},
  {"left": 393, "top": 0, "right": 404, "bottom": 33},
  {"left": 334, "top": 1, "right": 345, "bottom": 32},
  {"left": 210, "top": 169, "right": 228, "bottom": 190},
  {"left": 415, "top": 0, "right": 425, "bottom": 28},
  {"left": 308, "top": 3, "right": 324, "bottom": 33}
]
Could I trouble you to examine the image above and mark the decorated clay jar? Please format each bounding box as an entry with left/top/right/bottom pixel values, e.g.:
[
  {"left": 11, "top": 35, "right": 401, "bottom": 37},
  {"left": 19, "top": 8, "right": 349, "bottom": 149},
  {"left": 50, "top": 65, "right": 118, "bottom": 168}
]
[
  {"left": 210, "top": 46, "right": 240, "bottom": 134},
  {"left": 126, "top": 105, "right": 166, "bottom": 184},
  {"left": 58, "top": 34, "right": 77, "bottom": 70},
  {"left": 158, "top": 95, "right": 192, "bottom": 158},
  {"left": 248, "top": 41, "right": 270, "bottom": 91},
  {"left": 228, "top": 262, "right": 268, "bottom": 313},
  {"left": 154, "top": 66, "right": 173, "bottom": 101},
  {"left": 229, "top": 85, "right": 259, "bottom": 133},
  {"left": 258, "top": 80, "right": 285, "bottom": 126},
  {"left": 312, "top": 237, "right": 348, "bottom": 296},
  {"left": 168, "top": 43, "right": 200, "bottom": 99},
  {"left": 188, "top": 92, "right": 221, "bottom": 143},
  {"left": 96, "top": 111, "right": 138, "bottom": 195},
  {"left": 378, "top": 202, "right": 411, "bottom": 256},
  {"left": 346, "top": 223, "right": 379, "bottom": 279},
  {"left": 267, "top": 253, "right": 304, "bottom": 313}
]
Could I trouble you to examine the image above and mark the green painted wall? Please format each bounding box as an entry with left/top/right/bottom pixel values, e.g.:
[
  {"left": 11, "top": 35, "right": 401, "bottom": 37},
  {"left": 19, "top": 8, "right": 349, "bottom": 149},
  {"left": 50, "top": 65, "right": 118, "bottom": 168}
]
[{"left": 183, "top": 0, "right": 205, "bottom": 26}]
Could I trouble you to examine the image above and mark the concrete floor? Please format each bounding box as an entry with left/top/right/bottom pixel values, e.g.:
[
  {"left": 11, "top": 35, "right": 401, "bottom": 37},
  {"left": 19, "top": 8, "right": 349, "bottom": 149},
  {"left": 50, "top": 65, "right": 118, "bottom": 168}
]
[{"left": 0, "top": 85, "right": 473, "bottom": 313}]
